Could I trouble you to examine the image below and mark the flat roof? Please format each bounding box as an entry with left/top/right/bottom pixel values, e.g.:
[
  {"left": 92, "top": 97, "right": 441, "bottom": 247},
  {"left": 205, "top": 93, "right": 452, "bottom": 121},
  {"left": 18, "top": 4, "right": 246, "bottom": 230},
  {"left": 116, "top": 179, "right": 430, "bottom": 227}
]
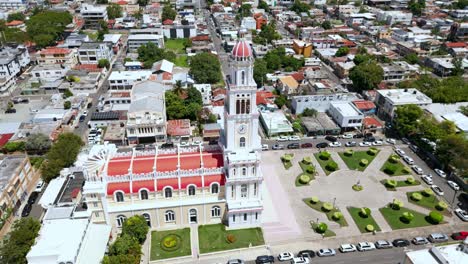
[
  {"left": 302, "top": 113, "right": 340, "bottom": 131},
  {"left": 331, "top": 102, "right": 363, "bottom": 117},
  {"left": 39, "top": 176, "right": 67, "bottom": 209},
  {"left": 260, "top": 110, "right": 294, "bottom": 133},
  {"left": 376, "top": 88, "right": 432, "bottom": 105},
  {"left": 406, "top": 243, "right": 468, "bottom": 264},
  {"left": 0, "top": 155, "right": 25, "bottom": 193},
  {"left": 442, "top": 112, "right": 468, "bottom": 132},
  {"left": 76, "top": 224, "right": 112, "bottom": 264},
  {"left": 128, "top": 34, "right": 164, "bottom": 40}
]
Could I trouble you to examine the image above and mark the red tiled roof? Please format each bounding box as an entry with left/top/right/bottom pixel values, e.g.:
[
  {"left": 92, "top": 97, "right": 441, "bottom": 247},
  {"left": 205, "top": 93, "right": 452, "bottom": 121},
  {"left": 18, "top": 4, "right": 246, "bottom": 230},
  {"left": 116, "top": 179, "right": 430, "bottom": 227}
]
[
  {"left": 74, "top": 64, "right": 101, "bottom": 72},
  {"left": 167, "top": 119, "right": 191, "bottom": 136},
  {"left": 352, "top": 100, "right": 376, "bottom": 110},
  {"left": 39, "top": 47, "right": 71, "bottom": 55},
  {"left": 212, "top": 88, "right": 227, "bottom": 97},
  {"left": 163, "top": 19, "right": 174, "bottom": 25},
  {"left": 0, "top": 133, "right": 14, "bottom": 148},
  {"left": 107, "top": 182, "right": 130, "bottom": 195},
  {"left": 132, "top": 180, "right": 155, "bottom": 192},
  {"left": 117, "top": 0, "right": 128, "bottom": 5},
  {"left": 256, "top": 90, "right": 276, "bottom": 105},
  {"left": 191, "top": 35, "right": 210, "bottom": 41},
  {"left": 363, "top": 116, "right": 383, "bottom": 128},
  {"left": 6, "top": 20, "right": 24, "bottom": 26},
  {"left": 445, "top": 42, "right": 466, "bottom": 48},
  {"left": 290, "top": 72, "right": 305, "bottom": 82}
]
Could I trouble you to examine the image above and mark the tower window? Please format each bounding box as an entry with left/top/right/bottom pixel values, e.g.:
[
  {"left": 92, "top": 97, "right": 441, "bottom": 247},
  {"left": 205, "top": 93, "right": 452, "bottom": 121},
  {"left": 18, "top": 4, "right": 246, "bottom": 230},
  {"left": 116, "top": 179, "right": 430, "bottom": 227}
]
[
  {"left": 241, "top": 184, "right": 247, "bottom": 198},
  {"left": 242, "top": 167, "right": 247, "bottom": 176},
  {"left": 246, "top": 100, "right": 250, "bottom": 114},
  {"left": 236, "top": 100, "right": 240, "bottom": 114},
  {"left": 239, "top": 137, "right": 246, "bottom": 148},
  {"left": 241, "top": 71, "right": 245, "bottom": 85}
]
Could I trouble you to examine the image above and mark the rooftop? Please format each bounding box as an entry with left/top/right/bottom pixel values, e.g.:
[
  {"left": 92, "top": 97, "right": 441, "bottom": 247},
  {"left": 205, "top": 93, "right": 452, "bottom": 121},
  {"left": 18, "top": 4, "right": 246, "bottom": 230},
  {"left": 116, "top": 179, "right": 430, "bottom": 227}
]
[
  {"left": 302, "top": 113, "right": 340, "bottom": 131},
  {"left": 0, "top": 155, "right": 25, "bottom": 193},
  {"left": 405, "top": 242, "right": 468, "bottom": 264},
  {"left": 167, "top": 119, "right": 191, "bottom": 136},
  {"left": 376, "top": 88, "right": 432, "bottom": 105},
  {"left": 128, "top": 34, "right": 164, "bottom": 40},
  {"left": 330, "top": 102, "right": 363, "bottom": 117},
  {"left": 260, "top": 110, "right": 294, "bottom": 134}
]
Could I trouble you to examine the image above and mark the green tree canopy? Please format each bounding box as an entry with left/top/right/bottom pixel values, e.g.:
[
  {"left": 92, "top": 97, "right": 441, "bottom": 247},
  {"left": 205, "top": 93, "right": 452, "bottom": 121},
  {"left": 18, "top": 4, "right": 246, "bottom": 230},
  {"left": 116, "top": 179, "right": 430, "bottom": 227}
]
[
  {"left": 0, "top": 217, "right": 41, "bottom": 264},
  {"left": 253, "top": 58, "right": 268, "bottom": 87},
  {"left": 394, "top": 104, "right": 424, "bottom": 136},
  {"left": 399, "top": 75, "right": 468, "bottom": 103},
  {"left": 137, "top": 42, "right": 176, "bottom": 68},
  {"left": 122, "top": 215, "right": 150, "bottom": 244},
  {"left": 7, "top": 12, "right": 25, "bottom": 22},
  {"left": 253, "top": 22, "right": 281, "bottom": 44},
  {"left": 349, "top": 61, "right": 384, "bottom": 92},
  {"left": 137, "top": 0, "right": 149, "bottom": 6},
  {"left": 404, "top": 53, "right": 419, "bottom": 64},
  {"left": 455, "top": 0, "right": 468, "bottom": 9},
  {"left": 290, "top": 0, "right": 311, "bottom": 15},
  {"left": 25, "top": 133, "right": 51, "bottom": 154},
  {"left": 107, "top": 3, "right": 123, "bottom": 20},
  {"left": 335, "top": 46, "right": 350, "bottom": 57},
  {"left": 258, "top": 0, "right": 270, "bottom": 11},
  {"left": 408, "top": 0, "right": 425, "bottom": 16},
  {"left": 435, "top": 134, "right": 468, "bottom": 179},
  {"left": 162, "top": 5, "right": 177, "bottom": 21},
  {"left": 98, "top": 59, "right": 110, "bottom": 69},
  {"left": 189, "top": 52, "right": 221, "bottom": 84},
  {"left": 238, "top": 4, "right": 252, "bottom": 18},
  {"left": 26, "top": 11, "right": 72, "bottom": 48},
  {"left": 165, "top": 87, "right": 203, "bottom": 121},
  {"left": 321, "top": 21, "right": 332, "bottom": 30}
]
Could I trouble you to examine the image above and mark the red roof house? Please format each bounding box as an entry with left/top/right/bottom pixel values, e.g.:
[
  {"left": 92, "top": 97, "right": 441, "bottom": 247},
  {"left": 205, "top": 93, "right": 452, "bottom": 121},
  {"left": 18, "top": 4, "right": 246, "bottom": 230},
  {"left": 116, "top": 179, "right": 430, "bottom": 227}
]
[{"left": 167, "top": 119, "right": 191, "bottom": 137}]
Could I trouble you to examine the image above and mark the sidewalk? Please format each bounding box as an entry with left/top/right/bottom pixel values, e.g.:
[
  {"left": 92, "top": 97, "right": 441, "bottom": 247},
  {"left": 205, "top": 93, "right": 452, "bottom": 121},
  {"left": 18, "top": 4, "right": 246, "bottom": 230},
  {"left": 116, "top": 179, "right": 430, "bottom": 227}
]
[{"left": 190, "top": 224, "right": 199, "bottom": 260}]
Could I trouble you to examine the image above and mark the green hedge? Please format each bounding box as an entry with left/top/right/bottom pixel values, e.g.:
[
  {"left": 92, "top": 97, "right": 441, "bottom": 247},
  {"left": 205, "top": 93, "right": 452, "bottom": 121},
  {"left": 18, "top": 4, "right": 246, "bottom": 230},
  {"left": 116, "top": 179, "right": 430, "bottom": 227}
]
[{"left": 319, "top": 151, "right": 331, "bottom": 160}]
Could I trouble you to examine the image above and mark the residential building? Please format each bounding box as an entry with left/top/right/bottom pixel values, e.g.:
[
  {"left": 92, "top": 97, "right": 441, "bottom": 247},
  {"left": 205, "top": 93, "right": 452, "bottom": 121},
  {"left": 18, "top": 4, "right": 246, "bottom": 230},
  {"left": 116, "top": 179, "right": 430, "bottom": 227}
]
[
  {"left": 292, "top": 39, "right": 313, "bottom": 58},
  {"left": 241, "top": 17, "right": 256, "bottom": 31},
  {"left": 375, "top": 88, "right": 432, "bottom": 119},
  {"left": 167, "top": 119, "right": 191, "bottom": 142},
  {"left": 381, "top": 63, "right": 408, "bottom": 83},
  {"left": 376, "top": 10, "right": 413, "bottom": 25},
  {"left": 108, "top": 70, "right": 152, "bottom": 90},
  {"left": 0, "top": 0, "right": 26, "bottom": 10},
  {"left": 352, "top": 100, "right": 376, "bottom": 115},
  {"left": 127, "top": 34, "right": 164, "bottom": 52},
  {"left": 301, "top": 113, "right": 341, "bottom": 136},
  {"left": 176, "top": 0, "right": 198, "bottom": 9},
  {"left": 36, "top": 47, "right": 78, "bottom": 66},
  {"left": 81, "top": 4, "right": 108, "bottom": 29},
  {"left": 277, "top": 76, "right": 299, "bottom": 95},
  {"left": 162, "top": 24, "right": 197, "bottom": 39},
  {"left": 424, "top": 57, "right": 466, "bottom": 77},
  {"left": 78, "top": 42, "right": 113, "bottom": 65},
  {"left": 0, "top": 155, "right": 40, "bottom": 236},
  {"left": 80, "top": 40, "right": 264, "bottom": 231},
  {"left": 0, "top": 75, "right": 16, "bottom": 97},
  {"left": 328, "top": 102, "right": 364, "bottom": 130},
  {"left": 193, "top": 84, "right": 212, "bottom": 105},
  {"left": 59, "top": 33, "right": 90, "bottom": 49},
  {"left": 0, "top": 45, "right": 30, "bottom": 78},
  {"left": 259, "top": 110, "right": 294, "bottom": 136},
  {"left": 404, "top": 239, "right": 468, "bottom": 264},
  {"left": 30, "top": 64, "right": 69, "bottom": 83},
  {"left": 126, "top": 80, "right": 167, "bottom": 144},
  {"left": 449, "top": 9, "right": 468, "bottom": 19},
  {"left": 292, "top": 93, "right": 359, "bottom": 114}
]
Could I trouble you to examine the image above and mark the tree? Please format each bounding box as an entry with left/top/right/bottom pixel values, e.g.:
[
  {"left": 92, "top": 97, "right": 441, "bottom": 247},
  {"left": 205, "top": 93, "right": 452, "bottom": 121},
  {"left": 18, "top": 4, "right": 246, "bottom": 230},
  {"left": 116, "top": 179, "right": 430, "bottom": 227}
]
[
  {"left": 137, "top": 0, "right": 148, "bottom": 6},
  {"left": 274, "top": 94, "right": 289, "bottom": 108},
  {"left": 97, "top": 20, "right": 109, "bottom": 41},
  {"left": 253, "top": 59, "right": 268, "bottom": 87},
  {"left": 404, "top": 53, "right": 419, "bottom": 64},
  {"left": 290, "top": 0, "right": 311, "bottom": 15},
  {"left": 394, "top": 104, "right": 424, "bottom": 136},
  {"left": 254, "top": 22, "right": 281, "bottom": 44},
  {"left": 7, "top": 12, "right": 25, "bottom": 22},
  {"left": 98, "top": 59, "right": 110, "bottom": 69},
  {"left": 402, "top": 75, "right": 468, "bottom": 103},
  {"left": 96, "top": 0, "right": 108, "bottom": 3},
  {"left": 63, "top": 101, "right": 71, "bottom": 109},
  {"left": 137, "top": 42, "right": 176, "bottom": 68},
  {"left": 335, "top": 46, "right": 350, "bottom": 57},
  {"left": 107, "top": 3, "right": 123, "bottom": 20},
  {"left": 165, "top": 88, "right": 203, "bottom": 121},
  {"left": 122, "top": 215, "right": 150, "bottom": 244},
  {"left": 353, "top": 53, "right": 373, "bottom": 65},
  {"left": 25, "top": 133, "right": 51, "bottom": 154},
  {"left": 0, "top": 217, "right": 41, "bottom": 264},
  {"left": 459, "top": 105, "right": 468, "bottom": 116},
  {"left": 26, "top": 11, "right": 72, "bottom": 48},
  {"left": 349, "top": 61, "right": 384, "bottom": 92},
  {"left": 2, "top": 141, "right": 25, "bottom": 153},
  {"left": 162, "top": 5, "right": 177, "bottom": 21},
  {"left": 301, "top": 108, "right": 318, "bottom": 117},
  {"left": 408, "top": 0, "right": 425, "bottom": 16},
  {"left": 321, "top": 21, "right": 332, "bottom": 30},
  {"left": 173, "top": 80, "right": 184, "bottom": 96},
  {"left": 108, "top": 234, "right": 142, "bottom": 258},
  {"left": 238, "top": 4, "right": 252, "bottom": 18},
  {"left": 451, "top": 58, "right": 464, "bottom": 76},
  {"left": 455, "top": 0, "right": 468, "bottom": 9},
  {"left": 435, "top": 134, "right": 468, "bottom": 178},
  {"left": 189, "top": 52, "right": 221, "bottom": 84},
  {"left": 258, "top": 0, "right": 270, "bottom": 12}
]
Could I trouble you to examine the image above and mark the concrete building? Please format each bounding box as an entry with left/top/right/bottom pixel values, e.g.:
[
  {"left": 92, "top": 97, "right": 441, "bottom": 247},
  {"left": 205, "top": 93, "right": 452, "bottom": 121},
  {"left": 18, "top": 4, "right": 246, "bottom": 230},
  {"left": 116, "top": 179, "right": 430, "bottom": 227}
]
[
  {"left": 108, "top": 70, "right": 153, "bottom": 90},
  {"left": 126, "top": 80, "right": 167, "bottom": 144},
  {"left": 292, "top": 39, "right": 313, "bottom": 58},
  {"left": 78, "top": 42, "right": 113, "bottom": 65},
  {"left": 0, "top": 0, "right": 26, "bottom": 10},
  {"left": 81, "top": 4, "right": 108, "bottom": 29},
  {"left": 30, "top": 64, "right": 69, "bottom": 83},
  {"left": 328, "top": 102, "right": 364, "bottom": 130},
  {"left": 0, "top": 45, "right": 30, "bottom": 79},
  {"left": 381, "top": 63, "right": 408, "bottom": 83},
  {"left": 259, "top": 110, "right": 294, "bottom": 136},
  {"left": 404, "top": 239, "right": 468, "bottom": 264},
  {"left": 301, "top": 113, "right": 340, "bottom": 136},
  {"left": 127, "top": 34, "right": 164, "bottom": 52},
  {"left": 241, "top": 17, "right": 257, "bottom": 31},
  {"left": 292, "top": 93, "right": 359, "bottom": 114},
  {"left": 193, "top": 84, "right": 212, "bottom": 105},
  {"left": 36, "top": 47, "right": 78, "bottom": 66},
  {"left": 375, "top": 88, "right": 432, "bottom": 119},
  {"left": 376, "top": 10, "right": 413, "bottom": 25},
  {"left": 163, "top": 24, "right": 197, "bottom": 39}
]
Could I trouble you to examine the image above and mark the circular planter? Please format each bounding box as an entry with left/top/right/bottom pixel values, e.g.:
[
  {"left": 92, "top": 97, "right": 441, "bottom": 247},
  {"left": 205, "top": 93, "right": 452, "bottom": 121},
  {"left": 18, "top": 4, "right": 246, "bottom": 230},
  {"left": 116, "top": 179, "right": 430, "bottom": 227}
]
[
  {"left": 388, "top": 155, "right": 400, "bottom": 163},
  {"left": 319, "top": 151, "right": 331, "bottom": 161},
  {"left": 322, "top": 202, "right": 333, "bottom": 212},
  {"left": 436, "top": 201, "right": 448, "bottom": 211},
  {"left": 401, "top": 212, "right": 414, "bottom": 223},
  {"left": 366, "top": 225, "right": 374, "bottom": 232},
  {"left": 406, "top": 176, "right": 416, "bottom": 184},
  {"left": 411, "top": 192, "right": 422, "bottom": 201},
  {"left": 344, "top": 149, "right": 353, "bottom": 156},
  {"left": 385, "top": 179, "right": 397, "bottom": 188},
  {"left": 367, "top": 148, "right": 378, "bottom": 156},
  {"left": 352, "top": 184, "right": 363, "bottom": 191},
  {"left": 161, "top": 234, "right": 182, "bottom": 252},
  {"left": 306, "top": 165, "right": 315, "bottom": 174},
  {"left": 332, "top": 212, "right": 342, "bottom": 220},
  {"left": 325, "top": 161, "right": 338, "bottom": 171},
  {"left": 360, "top": 159, "right": 369, "bottom": 167},
  {"left": 316, "top": 222, "right": 328, "bottom": 233},
  {"left": 298, "top": 174, "right": 311, "bottom": 184},
  {"left": 310, "top": 196, "right": 319, "bottom": 204},
  {"left": 302, "top": 157, "right": 312, "bottom": 164},
  {"left": 423, "top": 188, "right": 434, "bottom": 197},
  {"left": 428, "top": 211, "right": 444, "bottom": 224}
]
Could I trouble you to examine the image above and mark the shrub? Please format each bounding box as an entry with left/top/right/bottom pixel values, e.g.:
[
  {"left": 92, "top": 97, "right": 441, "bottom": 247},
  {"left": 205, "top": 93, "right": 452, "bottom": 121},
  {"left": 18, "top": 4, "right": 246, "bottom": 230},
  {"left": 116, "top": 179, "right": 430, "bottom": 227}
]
[
  {"left": 367, "top": 148, "right": 378, "bottom": 156},
  {"left": 365, "top": 224, "right": 374, "bottom": 232},
  {"left": 436, "top": 201, "right": 448, "bottom": 211},
  {"left": 306, "top": 165, "right": 315, "bottom": 174},
  {"left": 406, "top": 176, "right": 416, "bottom": 184},
  {"left": 384, "top": 164, "right": 398, "bottom": 175},
  {"left": 402, "top": 167, "right": 411, "bottom": 174},
  {"left": 282, "top": 154, "right": 293, "bottom": 162},
  {"left": 332, "top": 212, "right": 342, "bottom": 220},
  {"left": 298, "top": 174, "right": 311, "bottom": 184},
  {"left": 423, "top": 188, "right": 434, "bottom": 197},
  {"left": 388, "top": 155, "right": 400, "bottom": 163},
  {"left": 352, "top": 184, "right": 363, "bottom": 191},
  {"left": 322, "top": 202, "right": 333, "bottom": 212},
  {"left": 385, "top": 179, "right": 397, "bottom": 188},
  {"left": 302, "top": 156, "right": 312, "bottom": 164},
  {"left": 428, "top": 211, "right": 444, "bottom": 224},
  {"left": 310, "top": 196, "right": 319, "bottom": 204},
  {"left": 325, "top": 161, "right": 338, "bottom": 171},
  {"left": 161, "top": 234, "right": 180, "bottom": 251},
  {"left": 316, "top": 222, "right": 328, "bottom": 233},
  {"left": 359, "top": 207, "right": 369, "bottom": 218},
  {"left": 401, "top": 212, "right": 414, "bottom": 223},
  {"left": 360, "top": 159, "right": 369, "bottom": 167},
  {"left": 319, "top": 151, "right": 331, "bottom": 160},
  {"left": 392, "top": 199, "right": 404, "bottom": 210},
  {"left": 411, "top": 192, "right": 422, "bottom": 201},
  {"left": 344, "top": 149, "right": 353, "bottom": 156},
  {"left": 226, "top": 234, "right": 237, "bottom": 243}
]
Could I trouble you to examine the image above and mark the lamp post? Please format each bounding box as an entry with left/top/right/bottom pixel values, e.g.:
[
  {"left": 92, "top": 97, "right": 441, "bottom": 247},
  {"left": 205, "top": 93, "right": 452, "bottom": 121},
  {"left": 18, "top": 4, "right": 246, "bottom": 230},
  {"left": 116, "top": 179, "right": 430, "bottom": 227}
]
[
  {"left": 452, "top": 190, "right": 459, "bottom": 210},
  {"left": 333, "top": 197, "right": 337, "bottom": 209}
]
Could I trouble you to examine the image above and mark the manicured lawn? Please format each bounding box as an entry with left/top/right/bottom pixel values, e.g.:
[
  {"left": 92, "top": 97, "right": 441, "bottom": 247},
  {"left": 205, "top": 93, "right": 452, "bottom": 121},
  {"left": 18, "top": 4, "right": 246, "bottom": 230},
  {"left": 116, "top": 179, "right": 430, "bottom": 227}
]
[
  {"left": 380, "top": 159, "right": 410, "bottom": 176},
  {"left": 347, "top": 207, "right": 382, "bottom": 233},
  {"left": 281, "top": 154, "right": 294, "bottom": 170},
  {"left": 150, "top": 228, "right": 191, "bottom": 260},
  {"left": 406, "top": 191, "right": 450, "bottom": 216},
  {"left": 198, "top": 224, "right": 264, "bottom": 253},
  {"left": 313, "top": 153, "right": 339, "bottom": 175},
  {"left": 380, "top": 179, "right": 421, "bottom": 191},
  {"left": 295, "top": 159, "right": 316, "bottom": 187},
  {"left": 165, "top": 39, "right": 187, "bottom": 54},
  {"left": 174, "top": 55, "right": 189, "bottom": 67},
  {"left": 310, "top": 222, "right": 336, "bottom": 237},
  {"left": 303, "top": 198, "right": 348, "bottom": 227},
  {"left": 379, "top": 206, "right": 434, "bottom": 230},
  {"left": 338, "top": 149, "right": 379, "bottom": 171}
]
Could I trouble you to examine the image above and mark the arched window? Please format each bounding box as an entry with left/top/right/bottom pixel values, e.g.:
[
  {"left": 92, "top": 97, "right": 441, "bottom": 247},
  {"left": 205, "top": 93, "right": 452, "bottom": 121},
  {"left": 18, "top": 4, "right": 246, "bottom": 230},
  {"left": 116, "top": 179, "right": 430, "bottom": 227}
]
[
  {"left": 241, "top": 71, "right": 245, "bottom": 85},
  {"left": 211, "top": 206, "right": 221, "bottom": 217},
  {"left": 115, "top": 191, "right": 124, "bottom": 202},
  {"left": 116, "top": 215, "right": 126, "bottom": 227},
  {"left": 241, "top": 184, "right": 248, "bottom": 198},
  {"left": 232, "top": 168, "right": 236, "bottom": 176},
  {"left": 164, "top": 187, "right": 172, "bottom": 198},
  {"left": 239, "top": 137, "right": 246, "bottom": 148},
  {"left": 236, "top": 100, "right": 240, "bottom": 114},
  {"left": 211, "top": 183, "right": 219, "bottom": 194},
  {"left": 142, "top": 213, "right": 151, "bottom": 227},
  {"left": 246, "top": 99, "right": 250, "bottom": 114},
  {"left": 241, "top": 99, "right": 245, "bottom": 114},
  {"left": 140, "top": 189, "right": 149, "bottom": 200},
  {"left": 188, "top": 185, "right": 196, "bottom": 196},
  {"left": 165, "top": 210, "right": 175, "bottom": 222},
  {"left": 252, "top": 166, "right": 256, "bottom": 175},
  {"left": 242, "top": 167, "right": 247, "bottom": 176}
]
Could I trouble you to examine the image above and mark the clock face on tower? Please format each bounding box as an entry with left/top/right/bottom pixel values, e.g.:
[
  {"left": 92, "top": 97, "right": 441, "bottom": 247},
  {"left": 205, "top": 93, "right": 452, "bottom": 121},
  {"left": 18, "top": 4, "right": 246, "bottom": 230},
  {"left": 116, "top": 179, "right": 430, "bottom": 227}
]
[{"left": 238, "top": 124, "right": 247, "bottom": 134}]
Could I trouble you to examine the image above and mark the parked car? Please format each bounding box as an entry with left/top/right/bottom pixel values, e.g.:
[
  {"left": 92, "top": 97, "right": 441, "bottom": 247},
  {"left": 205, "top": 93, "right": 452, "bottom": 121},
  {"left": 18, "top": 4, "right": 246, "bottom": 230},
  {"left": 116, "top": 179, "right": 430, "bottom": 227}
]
[
  {"left": 447, "top": 181, "right": 460, "bottom": 191},
  {"left": 402, "top": 137, "right": 410, "bottom": 144},
  {"left": 434, "top": 169, "right": 447, "bottom": 178},
  {"left": 412, "top": 237, "right": 429, "bottom": 245},
  {"left": 297, "top": 250, "right": 315, "bottom": 259},
  {"left": 290, "top": 257, "right": 309, "bottom": 264},
  {"left": 411, "top": 165, "right": 423, "bottom": 175},
  {"left": 35, "top": 180, "right": 45, "bottom": 192},
  {"left": 363, "top": 136, "right": 376, "bottom": 142},
  {"left": 455, "top": 208, "right": 468, "bottom": 222},
  {"left": 392, "top": 239, "right": 410, "bottom": 247},
  {"left": 325, "top": 135, "right": 338, "bottom": 142},
  {"left": 431, "top": 185, "right": 444, "bottom": 196},
  {"left": 375, "top": 240, "right": 393, "bottom": 249},
  {"left": 403, "top": 156, "right": 415, "bottom": 165},
  {"left": 278, "top": 252, "right": 294, "bottom": 261},
  {"left": 317, "top": 248, "right": 336, "bottom": 257},
  {"left": 372, "top": 140, "right": 383, "bottom": 146},
  {"left": 353, "top": 133, "right": 364, "bottom": 138},
  {"left": 386, "top": 138, "right": 396, "bottom": 144},
  {"left": 409, "top": 144, "right": 419, "bottom": 152},
  {"left": 357, "top": 242, "right": 376, "bottom": 251},
  {"left": 345, "top": 141, "right": 357, "bottom": 147},
  {"left": 359, "top": 142, "right": 371, "bottom": 147},
  {"left": 329, "top": 142, "right": 342, "bottom": 147},
  {"left": 27, "top": 192, "right": 39, "bottom": 204},
  {"left": 21, "top": 203, "right": 32, "bottom": 217},
  {"left": 428, "top": 233, "right": 449, "bottom": 243},
  {"left": 451, "top": 231, "right": 468, "bottom": 240},
  {"left": 272, "top": 144, "right": 285, "bottom": 150},
  {"left": 341, "top": 134, "right": 353, "bottom": 139},
  {"left": 316, "top": 142, "right": 328, "bottom": 148},
  {"left": 421, "top": 175, "right": 433, "bottom": 185},
  {"left": 395, "top": 148, "right": 406, "bottom": 157},
  {"left": 339, "top": 244, "right": 357, "bottom": 253},
  {"left": 301, "top": 143, "right": 313, "bottom": 148},
  {"left": 277, "top": 136, "right": 289, "bottom": 142},
  {"left": 5, "top": 108, "right": 16, "bottom": 114},
  {"left": 287, "top": 143, "right": 300, "bottom": 149},
  {"left": 227, "top": 259, "right": 244, "bottom": 264},
  {"left": 288, "top": 136, "right": 301, "bottom": 141},
  {"left": 255, "top": 255, "right": 274, "bottom": 264},
  {"left": 262, "top": 144, "right": 269, "bottom": 151}
]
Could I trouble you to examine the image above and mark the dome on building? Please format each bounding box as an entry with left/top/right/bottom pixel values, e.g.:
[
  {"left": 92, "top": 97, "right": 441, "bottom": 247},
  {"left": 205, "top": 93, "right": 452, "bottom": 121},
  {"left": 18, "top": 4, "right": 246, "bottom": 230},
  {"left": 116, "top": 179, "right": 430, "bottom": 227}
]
[{"left": 231, "top": 40, "right": 252, "bottom": 58}]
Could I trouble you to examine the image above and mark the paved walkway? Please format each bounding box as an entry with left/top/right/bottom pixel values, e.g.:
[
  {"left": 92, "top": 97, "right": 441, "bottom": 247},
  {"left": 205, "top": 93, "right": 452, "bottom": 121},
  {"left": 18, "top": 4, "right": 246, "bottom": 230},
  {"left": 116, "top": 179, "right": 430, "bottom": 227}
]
[{"left": 190, "top": 224, "right": 200, "bottom": 259}]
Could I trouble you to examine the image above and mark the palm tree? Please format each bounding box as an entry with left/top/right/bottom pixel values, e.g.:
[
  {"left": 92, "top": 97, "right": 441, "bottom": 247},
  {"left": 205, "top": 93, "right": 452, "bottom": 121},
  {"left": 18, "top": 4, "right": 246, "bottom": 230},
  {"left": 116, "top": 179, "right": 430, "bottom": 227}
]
[{"left": 173, "top": 80, "right": 184, "bottom": 97}]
